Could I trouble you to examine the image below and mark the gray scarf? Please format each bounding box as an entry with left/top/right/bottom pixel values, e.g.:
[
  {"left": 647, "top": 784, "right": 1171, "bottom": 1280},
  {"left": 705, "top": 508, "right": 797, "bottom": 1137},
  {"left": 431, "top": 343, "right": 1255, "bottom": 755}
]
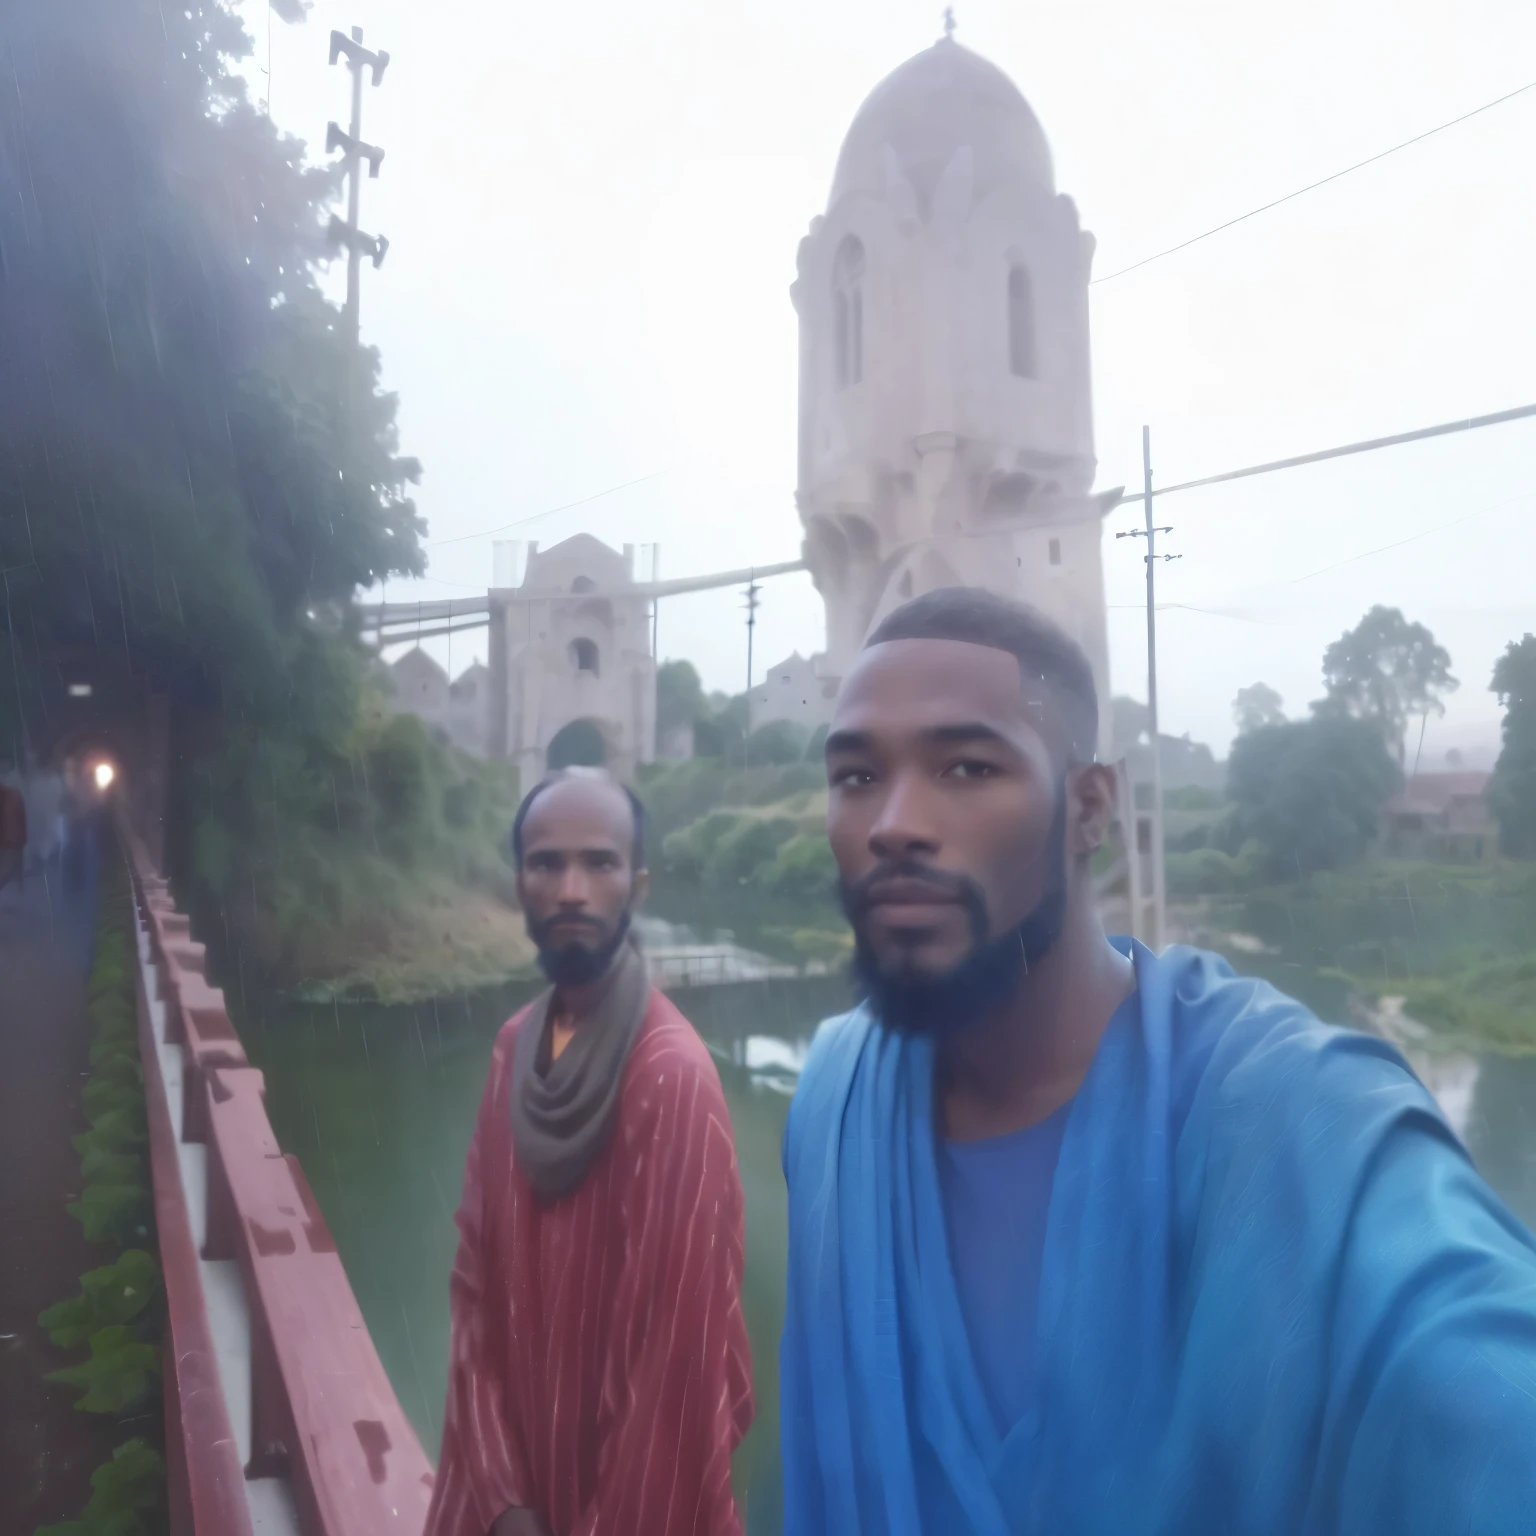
[{"left": 508, "top": 938, "right": 651, "bottom": 1202}]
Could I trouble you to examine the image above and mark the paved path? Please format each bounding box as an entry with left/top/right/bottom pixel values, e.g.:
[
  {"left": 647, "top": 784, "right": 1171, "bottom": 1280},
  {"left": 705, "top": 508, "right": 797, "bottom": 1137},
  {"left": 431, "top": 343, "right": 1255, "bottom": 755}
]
[{"left": 0, "top": 830, "right": 122, "bottom": 1535}]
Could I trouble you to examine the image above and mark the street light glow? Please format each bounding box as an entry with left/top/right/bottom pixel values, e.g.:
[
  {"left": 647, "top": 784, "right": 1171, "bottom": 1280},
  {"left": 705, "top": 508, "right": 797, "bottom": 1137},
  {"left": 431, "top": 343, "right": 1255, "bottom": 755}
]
[{"left": 94, "top": 762, "right": 115, "bottom": 790}]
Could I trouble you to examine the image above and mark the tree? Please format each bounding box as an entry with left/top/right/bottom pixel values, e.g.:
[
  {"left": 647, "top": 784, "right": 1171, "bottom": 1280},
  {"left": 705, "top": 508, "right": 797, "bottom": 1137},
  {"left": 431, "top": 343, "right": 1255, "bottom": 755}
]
[
  {"left": 1232, "top": 683, "right": 1285, "bottom": 735},
  {"left": 656, "top": 660, "right": 707, "bottom": 739},
  {"left": 1317, "top": 607, "right": 1457, "bottom": 763},
  {"left": 1489, "top": 635, "right": 1536, "bottom": 856},
  {"left": 0, "top": 1, "right": 421, "bottom": 758},
  {"left": 1227, "top": 716, "right": 1401, "bottom": 875},
  {"left": 746, "top": 719, "right": 809, "bottom": 766}
]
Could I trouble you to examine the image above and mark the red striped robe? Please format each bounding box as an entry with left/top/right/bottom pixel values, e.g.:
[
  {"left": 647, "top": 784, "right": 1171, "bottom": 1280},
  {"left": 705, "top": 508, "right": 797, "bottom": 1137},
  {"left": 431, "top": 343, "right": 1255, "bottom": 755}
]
[{"left": 425, "top": 988, "right": 755, "bottom": 1536}]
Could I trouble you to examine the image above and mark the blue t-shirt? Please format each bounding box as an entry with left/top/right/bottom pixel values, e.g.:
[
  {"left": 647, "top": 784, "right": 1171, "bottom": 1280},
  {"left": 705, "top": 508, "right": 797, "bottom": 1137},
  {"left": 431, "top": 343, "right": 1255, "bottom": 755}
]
[{"left": 937, "top": 1100, "right": 1071, "bottom": 1431}]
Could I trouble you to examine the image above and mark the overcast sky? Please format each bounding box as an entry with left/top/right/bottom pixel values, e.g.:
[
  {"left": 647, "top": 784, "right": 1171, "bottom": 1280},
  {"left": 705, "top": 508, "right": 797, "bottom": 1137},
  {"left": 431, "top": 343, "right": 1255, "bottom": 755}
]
[{"left": 249, "top": 0, "right": 1536, "bottom": 763}]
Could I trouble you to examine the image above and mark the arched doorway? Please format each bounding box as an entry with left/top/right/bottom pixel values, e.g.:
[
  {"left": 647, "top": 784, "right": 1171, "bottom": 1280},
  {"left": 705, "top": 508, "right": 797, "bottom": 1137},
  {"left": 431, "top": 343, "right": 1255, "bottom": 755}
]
[{"left": 546, "top": 718, "right": 608, "bottom": 770}]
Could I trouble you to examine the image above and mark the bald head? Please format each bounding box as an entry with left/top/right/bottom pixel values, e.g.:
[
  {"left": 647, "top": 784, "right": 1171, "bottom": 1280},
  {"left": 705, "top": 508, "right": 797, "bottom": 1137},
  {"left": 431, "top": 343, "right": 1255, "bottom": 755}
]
[
  {"left": 511, "top": 768, "right": 647, "bottom": 870},
  {"left": 512, "top": 770, "right": 650, "bottom": 986}
]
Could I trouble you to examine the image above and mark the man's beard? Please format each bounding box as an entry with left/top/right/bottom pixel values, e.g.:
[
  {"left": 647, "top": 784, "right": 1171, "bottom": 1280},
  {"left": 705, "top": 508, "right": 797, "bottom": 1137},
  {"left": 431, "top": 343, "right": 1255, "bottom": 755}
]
[
  {"left": 841, "top": 792, "right": 1068, "bottom": 1037},
  {"left": 526, "top": 908, "right": 633, "bottom": 987}
]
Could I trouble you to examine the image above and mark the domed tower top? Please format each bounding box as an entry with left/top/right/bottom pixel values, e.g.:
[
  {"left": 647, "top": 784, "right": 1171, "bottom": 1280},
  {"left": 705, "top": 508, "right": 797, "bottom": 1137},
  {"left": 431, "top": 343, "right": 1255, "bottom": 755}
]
[{"left": 828, "top": 35, "right": 1055, "bottom": 214}]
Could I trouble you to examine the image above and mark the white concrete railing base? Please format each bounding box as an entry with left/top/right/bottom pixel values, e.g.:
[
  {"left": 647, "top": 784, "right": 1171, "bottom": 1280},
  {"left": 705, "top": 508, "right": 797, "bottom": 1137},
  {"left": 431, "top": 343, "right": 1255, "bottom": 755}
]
[{"left": 134, "top": 913, "right": 304, "bottom": 1536}]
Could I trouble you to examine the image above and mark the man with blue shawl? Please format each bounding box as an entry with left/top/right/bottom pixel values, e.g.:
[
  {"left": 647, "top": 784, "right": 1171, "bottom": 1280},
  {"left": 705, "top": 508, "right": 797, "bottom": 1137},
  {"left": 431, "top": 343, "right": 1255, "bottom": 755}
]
[{"left": 780, "top": 587, "right": 1536, "bottom": 1535}]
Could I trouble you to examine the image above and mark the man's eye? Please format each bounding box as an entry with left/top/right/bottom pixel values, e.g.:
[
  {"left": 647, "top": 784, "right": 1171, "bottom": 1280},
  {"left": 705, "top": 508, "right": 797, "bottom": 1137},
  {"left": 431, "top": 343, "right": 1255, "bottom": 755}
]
[
  {"left": 830, "top": 766, "right": 875, "bottom": 788},
  {"left": 943, "top": 760, "right": 997, "bottom": 781}
]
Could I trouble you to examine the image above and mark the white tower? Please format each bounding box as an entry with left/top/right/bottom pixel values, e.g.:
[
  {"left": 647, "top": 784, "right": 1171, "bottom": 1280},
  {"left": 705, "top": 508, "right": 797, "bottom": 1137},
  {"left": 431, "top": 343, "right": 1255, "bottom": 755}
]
[{"left": 793, "top": 32, "right": 1117, "bottom": 716}]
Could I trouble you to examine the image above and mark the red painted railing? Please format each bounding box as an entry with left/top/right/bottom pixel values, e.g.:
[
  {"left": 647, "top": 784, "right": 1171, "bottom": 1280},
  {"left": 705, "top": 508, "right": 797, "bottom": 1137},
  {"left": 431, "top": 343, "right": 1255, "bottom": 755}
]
[{"left": 121, "top": 821, "right": 435, "bottom": 1535}]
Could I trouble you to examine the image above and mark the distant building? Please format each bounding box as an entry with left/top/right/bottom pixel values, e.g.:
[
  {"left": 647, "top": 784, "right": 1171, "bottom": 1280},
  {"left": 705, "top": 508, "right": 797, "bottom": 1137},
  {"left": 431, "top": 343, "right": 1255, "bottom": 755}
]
[
  {"left": 386, "top": 649, "right": 486, "bottom": 758},
  {"left": 389, "top": 648, "right": 450, "bottom": 716},
  {"left": 1380, "top": 772, "right": 1495, "bottom": 862},
  {"left": 749, "top": 651, "right": 839, "bottom": 732},
  {"left": 486, "top": 534, "right": 657, "bottom": 786},
  {"left": 793, "top": 32, "right": 1117, "bottom": 741}
]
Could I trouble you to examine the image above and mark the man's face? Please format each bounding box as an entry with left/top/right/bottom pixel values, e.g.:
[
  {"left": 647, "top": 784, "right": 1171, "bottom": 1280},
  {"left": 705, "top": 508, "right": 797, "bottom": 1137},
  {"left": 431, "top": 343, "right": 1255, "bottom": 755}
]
[
  {"left": 825, "top": 639, "right": 1073, "bottom": 1027},
  {"left": 516, "top": 778, "right": 648, "bottom": 986}
]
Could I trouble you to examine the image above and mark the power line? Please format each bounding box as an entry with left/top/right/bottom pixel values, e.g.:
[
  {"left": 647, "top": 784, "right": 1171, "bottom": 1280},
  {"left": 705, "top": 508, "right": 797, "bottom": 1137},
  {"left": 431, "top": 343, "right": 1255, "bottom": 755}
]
[
  {"left": 1284, "top": 489, "right": 1535, "bottom": 586},
  {"left": 1140, "top": 402, "right": 1536, "bottom": 501},
  {"left": 1093, "top": 75, "right": 1536, "bottom": 285},
  {"left": 1106, "top": 488, "right": 1536, "bottom": 624},
  {"left": 425, "top": 470, "right": 670, "bottom": 549}
]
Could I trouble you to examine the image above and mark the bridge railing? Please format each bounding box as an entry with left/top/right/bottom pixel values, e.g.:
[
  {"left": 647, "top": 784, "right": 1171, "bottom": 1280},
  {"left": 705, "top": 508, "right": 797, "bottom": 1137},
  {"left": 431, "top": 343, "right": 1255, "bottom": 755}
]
[{"left": 119, "top": 817, "right": 434, "bottom": 1536}]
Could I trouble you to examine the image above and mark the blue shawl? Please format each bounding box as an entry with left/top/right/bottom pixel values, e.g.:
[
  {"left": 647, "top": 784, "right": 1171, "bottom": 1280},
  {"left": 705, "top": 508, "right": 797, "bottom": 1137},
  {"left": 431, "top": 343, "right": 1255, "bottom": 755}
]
[{"left": 780, "top": 941, "right": 1536, "bottom": 1534}]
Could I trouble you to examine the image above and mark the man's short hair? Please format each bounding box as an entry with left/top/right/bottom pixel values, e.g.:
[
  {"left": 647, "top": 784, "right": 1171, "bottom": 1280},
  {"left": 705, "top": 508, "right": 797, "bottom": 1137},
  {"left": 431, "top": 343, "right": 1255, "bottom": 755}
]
[
  {"left": 510, "top": 768, "right": 649, "bottom": 869},
  {"left": 865, "top": 587, "right": 1099, "bottom": 763}
]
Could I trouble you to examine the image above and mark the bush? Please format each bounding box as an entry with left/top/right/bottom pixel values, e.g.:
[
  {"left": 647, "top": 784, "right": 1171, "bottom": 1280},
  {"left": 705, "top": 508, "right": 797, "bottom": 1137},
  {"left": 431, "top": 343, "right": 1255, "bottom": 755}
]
[
  {"left": 1166, "top": 847, "right": 1256, "bottom": 898},
  {"left": 755, "top": 833, "right": 838, "bottom": 902},
  {"left": 706, "top": 816, "right": 797, "bottom": 886},
  {"left": 661, "top": 809, "right": 744, "bottom": 877},
  {"left": 746, "top": 719, "right": 810, "bottom": 765},
  {"left": 1164, "top": 785, "right": 1224, "bottom": 813}
]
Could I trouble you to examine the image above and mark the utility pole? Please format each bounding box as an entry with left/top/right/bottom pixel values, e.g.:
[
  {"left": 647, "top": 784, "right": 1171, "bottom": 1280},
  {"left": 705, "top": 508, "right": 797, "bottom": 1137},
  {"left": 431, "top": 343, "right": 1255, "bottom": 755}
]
[
  {"left": 1115, "top": 425, "right": 1180, "bottom": 949},
  {"left": 743, "top": 576, "right": 761, "bottom": 767},
  {"left": 327, "top": 28, "right": 390, "bottom": 353}
]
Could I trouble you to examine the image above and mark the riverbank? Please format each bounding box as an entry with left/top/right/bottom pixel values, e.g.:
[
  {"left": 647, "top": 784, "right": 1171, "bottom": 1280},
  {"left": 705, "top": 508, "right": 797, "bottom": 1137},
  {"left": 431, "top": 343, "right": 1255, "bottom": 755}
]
[
  {"left": 238, "top": 876, "right": 538, "bottom": 1005},
  {"left": 1176, "top": 856, "right": 1536, "bottom": 1055}
]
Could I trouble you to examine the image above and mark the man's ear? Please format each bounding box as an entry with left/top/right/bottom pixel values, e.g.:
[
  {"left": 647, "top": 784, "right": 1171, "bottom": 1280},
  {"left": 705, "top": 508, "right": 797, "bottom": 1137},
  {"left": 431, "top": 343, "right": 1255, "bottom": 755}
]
[
  {"left": 1069, "top": 762, "right": 1118, "bottom": 857},
  {"left": 514, "top": 868, "right": 529, "bottom": 912},
  {"left": 630, "top": 866, "right": 651, "bottom": 909}
]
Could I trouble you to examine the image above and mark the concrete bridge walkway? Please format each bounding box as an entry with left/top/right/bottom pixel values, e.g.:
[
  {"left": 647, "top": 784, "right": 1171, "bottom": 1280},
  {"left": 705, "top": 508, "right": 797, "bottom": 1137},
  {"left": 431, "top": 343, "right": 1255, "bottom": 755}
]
[{"left": 0, "top": 827, "right": 123, "bottom": 1534}]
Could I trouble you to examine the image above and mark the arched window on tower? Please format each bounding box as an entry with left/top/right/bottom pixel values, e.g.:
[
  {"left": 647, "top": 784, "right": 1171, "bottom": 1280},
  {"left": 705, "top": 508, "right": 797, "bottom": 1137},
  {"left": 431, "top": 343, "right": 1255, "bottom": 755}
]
[
  {"left": 833, "top": 236, "right": 865, "bottom": 389},
  {"left": 1008, "top": 263, "right": 1036, "bottom": 379},
  {"left": 569, "top": 638, "right": 600, "bottom": 677}
]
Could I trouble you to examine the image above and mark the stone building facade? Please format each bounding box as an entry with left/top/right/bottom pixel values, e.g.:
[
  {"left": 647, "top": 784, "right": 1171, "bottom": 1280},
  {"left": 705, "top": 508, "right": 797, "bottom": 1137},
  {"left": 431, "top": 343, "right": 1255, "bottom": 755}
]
[
  {"left": 485, "top": 534, "right": 657, "bottom": 787},
  {"left": 793, "top": 34, "right": 1117, "bottom": 733}
]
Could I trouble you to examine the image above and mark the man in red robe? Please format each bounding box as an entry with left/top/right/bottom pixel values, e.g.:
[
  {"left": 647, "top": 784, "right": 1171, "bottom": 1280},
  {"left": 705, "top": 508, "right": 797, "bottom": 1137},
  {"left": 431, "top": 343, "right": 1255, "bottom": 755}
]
[{"left": 426, "top": 769, "right": 754, "bottom": 1536}]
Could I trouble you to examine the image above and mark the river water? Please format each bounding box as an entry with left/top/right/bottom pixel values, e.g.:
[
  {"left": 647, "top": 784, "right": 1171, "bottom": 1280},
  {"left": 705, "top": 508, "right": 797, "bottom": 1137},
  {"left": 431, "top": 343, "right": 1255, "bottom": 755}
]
[{"left": 236, "top": 954, "right": 1536, "bottom": 1536}]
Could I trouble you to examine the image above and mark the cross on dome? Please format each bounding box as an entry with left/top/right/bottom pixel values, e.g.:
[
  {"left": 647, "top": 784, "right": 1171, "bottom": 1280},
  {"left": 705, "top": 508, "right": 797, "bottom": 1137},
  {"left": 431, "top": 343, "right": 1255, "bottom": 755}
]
[{"left": 943, "top": 7, "right": 957, "bottom": 40}]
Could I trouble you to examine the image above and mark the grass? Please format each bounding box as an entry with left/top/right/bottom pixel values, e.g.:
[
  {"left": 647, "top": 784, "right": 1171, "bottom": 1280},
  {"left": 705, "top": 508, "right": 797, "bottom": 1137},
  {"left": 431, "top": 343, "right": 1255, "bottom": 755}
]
[{"left": 1190, "top": 857, "right": 1536, "bottom": 1053}]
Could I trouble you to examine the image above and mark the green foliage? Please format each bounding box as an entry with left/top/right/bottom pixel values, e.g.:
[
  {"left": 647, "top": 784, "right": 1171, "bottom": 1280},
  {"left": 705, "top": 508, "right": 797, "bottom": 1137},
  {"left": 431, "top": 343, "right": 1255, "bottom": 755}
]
[
  {"left": 746, "top": 720, "right": 810, "bottom": 766},
  {"left": 36, "top": 1436, "right": 166, "bottom": 1536},
  {"left": 804, "top": 724, "right": 830, "bottom": 763},
  {"left": 41, "top": 1252, "right": 160, "bottom": 1350},
  {"left": 178, "top": 685, "right": 524, "bottom": 987},
  {"left": 1165, "top": 844, "right": 1264, "bottom": 898},
  {"left": 370, "top": 713, "right": 435, "bottom": 832},
  {"left": 1397, "top": 954, "right": 1536, "bottom": 1052},
  {"left": 712, "top": 817, "right": 797, "bottom": 885},
  {"left": 640, "top": 756, "right": 826, "bottom": 843},
  {"left": 657, "top": 660, "right": 709, "bottom": 737},
  {"left": 1164, "top": 785, "right": 1225, "bottom": 813},
  {"left": 1227, "top": 716, "right": 1401, "bottom": 875},
  {"left": 82, "top": 1072, "right": 144, "bottom": 1122},
  {"left": 1489, "top": 635, "right": 1536, "bottom": 857},
  {"left": 1232, "top": 682, "right": 1285, "bottom": 736},
  {"left": 1317, "top": 606, "right": 1457, "bottom": 760},
  {"left": 47, "top": 1324, "right": 159, "bottom": 1416},
  {"left": 0, "top": 0, "right": 421, "bottom": 759},
  {"left": 68, "top": 1183, "right": 151, "bottom": 1247},
  {"left": 693, "top": 692, "right": 750, "bottom": 761},
  {"left": 754, "top": 833, "right": 838, "bottom": 902},
  {"left": 762, "top": 925, "right": 853, "bottom": 965},
  {"left": 662, "top": 810, "right": 798, "bottom": 885}
]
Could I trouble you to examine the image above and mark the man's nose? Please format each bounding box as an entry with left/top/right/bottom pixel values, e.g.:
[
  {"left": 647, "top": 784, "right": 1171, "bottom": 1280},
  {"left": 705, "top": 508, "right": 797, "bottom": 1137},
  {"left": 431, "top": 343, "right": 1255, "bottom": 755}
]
[
  {"left": 555, "top": 865, "right": 592, "bottom": 906},
  {"left": 867, "top": 770, "right": 941, "bottom": 861}
]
